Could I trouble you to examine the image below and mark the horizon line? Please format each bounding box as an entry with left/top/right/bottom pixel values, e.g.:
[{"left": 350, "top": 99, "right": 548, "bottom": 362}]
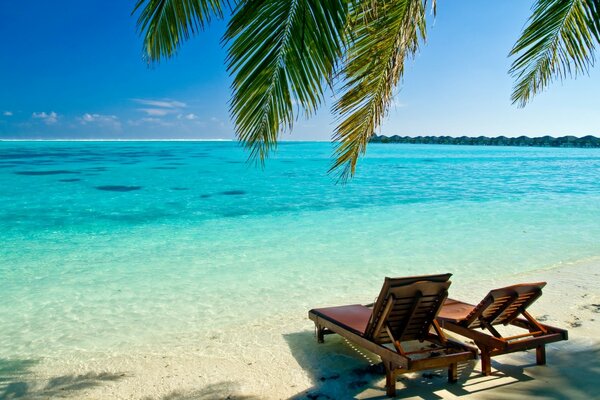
[{"left": 0, "top": 138, "right": 337, "bottom": 142}]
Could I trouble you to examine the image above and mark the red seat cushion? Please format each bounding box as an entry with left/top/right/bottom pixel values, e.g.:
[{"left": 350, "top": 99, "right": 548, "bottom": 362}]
[
  {"left": 437, "top": 298, "right": 476, "bottom": 324},
  {"left": 310, "top": 304, "right": 372, "bottom": 335}
]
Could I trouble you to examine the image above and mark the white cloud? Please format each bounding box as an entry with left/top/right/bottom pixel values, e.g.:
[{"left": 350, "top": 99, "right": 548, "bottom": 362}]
[
  {"left": 133, "top": 98, "right": 188, "bottom": 117},
  {"left": 82, "top": 113, "right": 95, "bottom": 122},
  {"left": 79, "top": 113, "right": 121, "bottom": 129},
  {"left": 80, "top": 113, "right": 117, "bottom": 123},
  {"left": 127, "top": 117, "right": 174, "bottom": 127},
  {"left": 32, "top": 111, "right": 58, "bottom": 124},
  {"left": 141, "top": 117, "right": 162, "bottom": 123},
  {"left": 178, "top": 113, "right": 198, "bottom": 120},
  {"left": 139, "top": 108, "right": 170, "bottom": 116},
  {"left": 128, "top": 97, "right": 204, "bottom": 128},
  {"left": 133, "top": 99, "right": 186, "bottom": 108},
  {"left": 3, "top": 111, "right": 13, "bottom": 116}
]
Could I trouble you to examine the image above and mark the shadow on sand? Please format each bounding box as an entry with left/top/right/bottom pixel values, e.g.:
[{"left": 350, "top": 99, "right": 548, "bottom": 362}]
[
  {"left": 1, "top": 359, "right": 260, "bottom": 400},
  {"left": 147, "top": 382, "right": 261, "bottom": 400},
  {"left": 0, "top": 358, "right": 126, "bottom": 399},
  {"left": 284, "top": 331, "right": 600, "bottom": 399}
]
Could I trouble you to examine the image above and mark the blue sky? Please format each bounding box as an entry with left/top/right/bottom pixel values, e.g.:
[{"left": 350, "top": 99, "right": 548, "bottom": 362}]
[{"left": 1, "top": 1, "right": 599, "bottom": 140}]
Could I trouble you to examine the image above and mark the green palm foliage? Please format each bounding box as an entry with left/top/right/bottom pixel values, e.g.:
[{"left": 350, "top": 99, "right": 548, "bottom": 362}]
[
  {"left": 133, "top": 0, "right": 600, "bottom": 178},
  {"left": 224, "top": 0, "right": 347, "bottom": 161},
  {"left": 332, "top": 0, "right": 427, "bottom": 180},
  {"left": 509, "top": 0, "right": 600, "bottom": 107},
  {"left": 133, "top": 0, "right": 229, "bottom": 62}
]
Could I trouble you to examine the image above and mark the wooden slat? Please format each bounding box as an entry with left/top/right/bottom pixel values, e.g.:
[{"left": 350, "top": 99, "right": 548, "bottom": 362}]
[
  {"left": 463, "top": 296, "right": 494, "bottom": 328},
  {"left": 504, "top": 331, "right": 543, "bottom": 341},
  {"left": 409, "top": 351, "right": 474, "bottom": 370},
  {"left": 371, "top": 295, "right": 396, "bottom": 340},
  {"left": 485, "top": 293, "right": 519, "bottom": 323},
  {"left": 509, "top": 319, "right": 568, "bottom": 339},
  {"left": 394, "top": 291, "right": 423, "bottom": 340},
  {"left": 310, "top": 314, "right": 410, "bottom": 368},
  {"left": 440, "top": 321, "right": 506, "bottom": 349},
  {"left": 489, "top": 333, "right": 566, "bottom": 355}
]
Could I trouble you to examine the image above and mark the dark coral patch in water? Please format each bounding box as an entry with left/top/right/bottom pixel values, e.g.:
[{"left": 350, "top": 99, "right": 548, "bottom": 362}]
[
  {"left": 220, "top": 190, "right": 246, "bottom": 196},
  {"left": 200, "top": 194, "right": 212, "bottom": 198},
  {"left": 171, "top": 187, "right": 189, "bottom": 191},
  {"left": 33, "top": 161, "right": 58, "bottom": 165},
  {"left": 15, "top": 170, "right": 79, "bottom": 175},
  {"left": 151, "top": 166, "right": 177, "bottom": 170},
  {"left": 95, "top": 185, "right": 142, "bottom": 192},
  {"left": 77, "top": 157, "right": 107, "bottom": 162},
  {"left": 2, "top": 152, "right": 78, "bottom": 159},
  {"left": 59, "top": 178, "right": 81, "bottom": 182}
]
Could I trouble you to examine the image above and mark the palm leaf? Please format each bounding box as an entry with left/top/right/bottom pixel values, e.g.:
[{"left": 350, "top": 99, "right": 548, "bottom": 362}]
[
  {"left": 509, "top": 0, "right": 600, "bottom": 107},
  {"left": 224, "top": 0, "right": 348, "bottom": 161},
  {"left": 331, "top": 0, "right": 428, "bottom": 180},
  {"left": 133, "top": 0, "right": 229, "bottom": 62}
]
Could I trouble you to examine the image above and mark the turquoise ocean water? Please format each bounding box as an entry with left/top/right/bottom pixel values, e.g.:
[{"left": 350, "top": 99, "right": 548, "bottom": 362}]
[{"left": 1, "top": 141, "right": 600, "bottom": 360}]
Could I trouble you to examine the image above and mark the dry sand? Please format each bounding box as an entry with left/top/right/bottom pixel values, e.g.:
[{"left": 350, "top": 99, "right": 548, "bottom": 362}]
[{"left": 2, "top": 259, "right": 599, "bottom": 399}]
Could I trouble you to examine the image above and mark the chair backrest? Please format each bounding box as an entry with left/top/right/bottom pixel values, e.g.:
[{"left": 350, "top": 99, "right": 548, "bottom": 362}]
[
  {"left": 368, "top": 273, "right": 452, "bottom": 327},
  {"left": 462, "top": 282, "right": 546, "bottom": 329},
  {"left": 365, "top": 274, "right": 452, "bottom": 343}
]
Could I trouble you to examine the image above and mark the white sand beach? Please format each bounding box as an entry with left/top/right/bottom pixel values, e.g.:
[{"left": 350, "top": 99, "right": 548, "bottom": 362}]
[{"left": 3, "top": 258, "right": 599, "bottom": 400}]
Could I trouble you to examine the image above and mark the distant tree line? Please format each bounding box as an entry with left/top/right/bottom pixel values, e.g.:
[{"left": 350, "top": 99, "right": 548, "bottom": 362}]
[{"left": 370, "top": 135, "right": 600, "bottom": 148}]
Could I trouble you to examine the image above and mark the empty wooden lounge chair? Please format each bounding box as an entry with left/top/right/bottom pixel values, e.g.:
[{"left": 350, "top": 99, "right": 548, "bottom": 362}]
[
  {"left": 436, "top": 282, "right": 568, "bottom": 376},
  {"left": 308, "top": 274, "right": 477, "bottom": 397}
]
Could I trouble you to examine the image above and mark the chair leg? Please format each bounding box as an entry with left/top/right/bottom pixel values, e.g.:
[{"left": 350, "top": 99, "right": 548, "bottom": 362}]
[
  {"left": 316, "top": 325, "right": 325, "bottom": 343},
  {"left": 384, "top": 364, "right": 396, "bottom": 397},
  {"left": 448, "top": 363, "right": 458, "bottom": 383},
  {"left": 480, "top": 349, "right": 492, "bottom": 376},
  {"left": 536, "top": 345, "right": 546, "bottom": 365}
]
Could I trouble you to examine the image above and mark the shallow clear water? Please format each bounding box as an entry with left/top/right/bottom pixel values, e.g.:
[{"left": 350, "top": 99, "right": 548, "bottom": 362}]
[{"left": 1, "top": 141, "right": 600, "bottom": 359}]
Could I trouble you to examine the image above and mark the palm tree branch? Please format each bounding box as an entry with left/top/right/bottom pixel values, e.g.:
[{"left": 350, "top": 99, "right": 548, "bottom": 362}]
[
  {"left": 224, "top": 0, "right": 348, "bottom": 161},
  {"left": 331, "top": 0, "right": 427, "bottom": 180},
  {"left": 133, "top": 0, "right": 229, "bottom": 63},
  {"left": 509, "top": 0, "right": 600, "bottom": 107}
]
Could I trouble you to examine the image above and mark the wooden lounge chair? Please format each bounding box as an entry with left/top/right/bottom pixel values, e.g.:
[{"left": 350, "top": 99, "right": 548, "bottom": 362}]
[
  {"left": 308, "top": 274, "right": 477, "bottom": 396},
  {"left": 436, "top": 282, "right": 568, "bottom": 376}
]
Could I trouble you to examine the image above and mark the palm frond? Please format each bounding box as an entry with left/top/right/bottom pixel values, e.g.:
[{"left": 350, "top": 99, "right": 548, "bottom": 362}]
[
  {"left": 224, "top": 0, "right": 348, "bottom": 161},
  {"left": 509, "top": 0, "right": 600, "bottom": 107},
  {"left": 133, "top": 0, "right": 229, "bottom": 63},
  {"left": 331, "top": 0, "right": 428, "bottom": 180}
]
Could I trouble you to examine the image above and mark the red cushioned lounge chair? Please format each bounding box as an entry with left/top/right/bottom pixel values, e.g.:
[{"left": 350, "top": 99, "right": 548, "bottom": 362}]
[
  {"left": 308, "top": 274, "right": 477, "bottom": 397},
  {"left": 436, "top": 282, "right": 568, "bottom": 376}
]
